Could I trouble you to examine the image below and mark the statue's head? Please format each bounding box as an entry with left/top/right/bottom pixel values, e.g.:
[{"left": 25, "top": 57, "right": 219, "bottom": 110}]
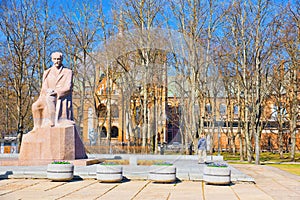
[{"left": 51, "top": 52, "right": 63, "bottom": 68}]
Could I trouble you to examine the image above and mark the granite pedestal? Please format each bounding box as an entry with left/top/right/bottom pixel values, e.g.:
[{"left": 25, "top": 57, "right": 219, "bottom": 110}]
[{"left": 18, "top": 125, "right": 87, "bottom": 165}]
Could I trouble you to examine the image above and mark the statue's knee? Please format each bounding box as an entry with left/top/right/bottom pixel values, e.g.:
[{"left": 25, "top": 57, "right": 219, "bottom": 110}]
[
  {"left": 32, "top": 103, "right": 37, "bottom": 111},
  {"left": 32, "top": 101, "right": 44, "bottom": 112},
  {"left": 32, "top": 102, "right": 39, "bottom": 111}
]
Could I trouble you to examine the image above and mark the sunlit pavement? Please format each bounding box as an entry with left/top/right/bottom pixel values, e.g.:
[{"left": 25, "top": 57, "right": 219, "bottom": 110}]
[{"left": 0, "top": 164, "right": 299, "bottom": 200}]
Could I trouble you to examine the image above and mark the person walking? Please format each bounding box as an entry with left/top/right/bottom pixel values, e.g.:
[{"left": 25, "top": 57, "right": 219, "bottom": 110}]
[{"left": 197, "top": 134, "right": 207, "bottom": 164}]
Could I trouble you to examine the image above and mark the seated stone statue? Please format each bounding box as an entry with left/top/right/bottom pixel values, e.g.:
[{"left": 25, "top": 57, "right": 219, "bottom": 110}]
[{"left": 32, "top": 52, "right": 74, "bottom": 131}]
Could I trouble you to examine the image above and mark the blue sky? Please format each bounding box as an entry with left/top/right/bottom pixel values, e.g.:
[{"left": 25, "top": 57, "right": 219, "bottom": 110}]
[{"left": 48, "top": 0, "right": 112, "bottom": 13}]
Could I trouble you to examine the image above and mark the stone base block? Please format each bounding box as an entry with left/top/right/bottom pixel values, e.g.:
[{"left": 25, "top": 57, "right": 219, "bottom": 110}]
[
  {"left": 19, "top": 125, "right": 87, "bottom": 162},
  {"left": 203, "top": 166, "right": 231, "bottom": 185},
  {"left": 47, "top": 163, "right": 74, "bottom": 181},
  {"left": 96, "top": 165, "right": 123, "bottom": 182},
  {"left": 148, "top": 165, "right": 176, "bottom": 183}
]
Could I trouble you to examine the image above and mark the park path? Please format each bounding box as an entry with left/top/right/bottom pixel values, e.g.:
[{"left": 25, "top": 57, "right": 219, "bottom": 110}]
[
  {"left": 233, "top": 164, "right": 300, "bottom": 200},
  {"left": 0, "top": 164, "right": 299, "bottom": 200}
]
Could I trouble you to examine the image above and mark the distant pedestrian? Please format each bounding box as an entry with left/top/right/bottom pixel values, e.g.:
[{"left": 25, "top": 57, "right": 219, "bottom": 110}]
[
  {"left": 197, "top": 134, "right": 207, "bottom": 164},
  {"left": 188, "top": 142, "right": 193, "bottom": 155}
]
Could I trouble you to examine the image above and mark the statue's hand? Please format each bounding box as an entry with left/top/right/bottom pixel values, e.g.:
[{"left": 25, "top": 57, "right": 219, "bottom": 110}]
[
  {"left": 47, "top": 89, "right": 57, "bottom": 96},
  {"left": 49, "top": 91, "right": 57, "bottom": 96},
  {"left": 47, "top": 88, "right": 54, "bottom": 93}
]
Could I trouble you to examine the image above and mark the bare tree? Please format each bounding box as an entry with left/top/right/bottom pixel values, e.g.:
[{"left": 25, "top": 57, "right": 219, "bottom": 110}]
[
  {"left": 220, "top": 0, "right": 281, "bottom": 164},
  {"left": 57, "top": 1, "right": 104, "bottom": 138},
  {"left": 279, "top": 2, "right": 300, "bottom": 161},
  {"left": 169, "top": 0, "right": 226, "bottom": 154},
  {"left": 0, "top": 0, "right": 298, "bottom": 157},
  {"left": 111, "top": 0, "right": 166, "bottom": 152},
  {"left": 0, "top": 0, "right": 54, "bottom": 150}
]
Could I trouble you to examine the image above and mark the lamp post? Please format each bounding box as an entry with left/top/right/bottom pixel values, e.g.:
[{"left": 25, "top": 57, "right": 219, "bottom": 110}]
[{"left": 218, "top": 120, "right": 221, "bottom": 156}]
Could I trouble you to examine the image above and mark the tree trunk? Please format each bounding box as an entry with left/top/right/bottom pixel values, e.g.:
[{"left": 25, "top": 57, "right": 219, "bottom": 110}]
[{"left": 290, "top": 68, "right": 298, "bottom": 161}]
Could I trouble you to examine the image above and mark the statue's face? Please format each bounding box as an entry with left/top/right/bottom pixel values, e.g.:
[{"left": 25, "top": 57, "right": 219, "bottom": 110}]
[{"left": 52, "top": 53, "right": 63, "bottom": 68}]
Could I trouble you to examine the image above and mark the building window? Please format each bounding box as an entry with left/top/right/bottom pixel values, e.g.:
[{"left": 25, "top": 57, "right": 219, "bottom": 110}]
[
  {"left": 111, "top": 104, "right": 119, "bottom": 118},
  {"left": 233, "top": 105, "right": 239, "bottom": 115},
  {"left": 100, "top": 127, "right": 107, "bottom": 138},
  {"left": 206, "top": 104, "right": 212, "bottom": 114},
  {"left": 99, "top": 104, "right": 107, "bottom": 118},
  {"left": 219, "top": 104, "right": 226, "bottom": 116},
  {"left": 111, "top": 126, "right": 118, "bottom": 138},
  {"left": 271, "top": 104, "right": 278, "bottom": 120},
  {"left": 271, "top": 104, "right": 287, "bottom": 120}
]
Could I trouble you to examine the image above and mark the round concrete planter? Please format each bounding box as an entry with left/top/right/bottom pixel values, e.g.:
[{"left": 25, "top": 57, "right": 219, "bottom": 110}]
[
  {"left": 47, "top": 163, "right": 74, "bottom": 181},
  {"left": 203, "top": 166, "right": 231, "bottom": 185},
  {"left": 96, "top": 164, "right": 123, "bottom": 183},
  {"left": 148, "top": 165, "right": 176, "bottom": 183}
]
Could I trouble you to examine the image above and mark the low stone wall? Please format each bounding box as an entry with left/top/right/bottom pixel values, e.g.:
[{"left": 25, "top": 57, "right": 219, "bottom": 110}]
[
  {"left": 88, "top": 154, "right": 223, "bottom": 162},
  {"left": 0, "top": 153, "right": 223, "bottom": 161}
]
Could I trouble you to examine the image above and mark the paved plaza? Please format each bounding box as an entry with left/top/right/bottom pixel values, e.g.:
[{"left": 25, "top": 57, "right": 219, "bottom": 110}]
[{"left": 0, "top": 156, "right": 299, "bottom": 199}]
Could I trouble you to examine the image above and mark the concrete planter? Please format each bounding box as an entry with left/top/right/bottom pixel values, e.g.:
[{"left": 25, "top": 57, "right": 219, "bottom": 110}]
[
  {"left": 96, "top": 165, "right": 123, "bottom": 183},
  {"left": 148, "top": 165, "right": 176, "bottom": 183},
  {"left": 203, "top": 165, "right": 231, "bottom": 185},
  {"left": 47, "top": 163, "right": 74, "bottom": 181}
]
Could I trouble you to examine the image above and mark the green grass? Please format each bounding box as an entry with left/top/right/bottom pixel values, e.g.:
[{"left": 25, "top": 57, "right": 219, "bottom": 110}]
[
  {"left": 101, "top": 162, "right": 119, "bottom": 165},
  {"left": 258, "top": 152, "right": 300, "bottom": 163},
  {"left": 268, "top": 164, "right": 300, "bottom": 176},
  {"left": 153, "top": 162, "right": 173, "bottom": 166},
  {"left": 217, "top": 152, "right": 300, "bottom": 163},
  {"left": 51, "top": 161, "right": 71, "bottom": 164},
  {"left": 220, "top": 152, "right": 300, "bottom": 176}
]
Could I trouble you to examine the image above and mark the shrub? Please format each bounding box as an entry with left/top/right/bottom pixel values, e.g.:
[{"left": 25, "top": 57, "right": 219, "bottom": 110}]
[{"left": 51, "top": 161, "right": 71, "bottom": 164}]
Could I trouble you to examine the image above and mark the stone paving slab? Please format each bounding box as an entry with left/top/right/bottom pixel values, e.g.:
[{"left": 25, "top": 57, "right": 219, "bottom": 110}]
[
  {"left": 0, "top": 164, "right": 299, "bottom": 200},
  {"left": 0, "top": 162, "right": 254, "bottom": 182},
  {"left": 133, "top": 181, "right": 176, "bottom": 200},
  {"left": 1, "top": 155, "right": 299, "bottom": 199},
  {"left": 98, "top": 181, "right": 149, "bottom": 200},
  {"left": 230, "top": 183, "right": 273, "bottom": 200},
  {"left": 233, "top": 164, "right": 300, "bottom": 200},
  {"left": 167, "top": 181, "right": 202, "bottom": 200},
  {"left": 0, "top": 154, "right": 254, "bottom": 182},
  {"left": 204, "top": 184, "right": 238, "bottom": 200},
  {"left": 62, "top": 180, "right": 118, "bottom": 199},
  {"left": 0, "top": 164, "right": 254, "bottom": 184}
]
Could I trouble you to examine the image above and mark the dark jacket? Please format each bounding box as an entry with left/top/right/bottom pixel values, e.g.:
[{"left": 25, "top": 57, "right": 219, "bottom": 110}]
[{"left": 198, "top": 138, "right": 206, "bottom": 150}]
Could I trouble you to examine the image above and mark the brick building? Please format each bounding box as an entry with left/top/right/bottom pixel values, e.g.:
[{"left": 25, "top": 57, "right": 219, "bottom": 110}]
[{"left": 76, "top": 73, "right": 299, "bottom": 153}]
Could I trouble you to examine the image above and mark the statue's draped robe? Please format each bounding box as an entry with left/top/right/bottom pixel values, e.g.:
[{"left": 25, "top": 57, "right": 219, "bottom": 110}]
[{"left": 40, "top": 66, "right": 74, "bottom": 125}]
